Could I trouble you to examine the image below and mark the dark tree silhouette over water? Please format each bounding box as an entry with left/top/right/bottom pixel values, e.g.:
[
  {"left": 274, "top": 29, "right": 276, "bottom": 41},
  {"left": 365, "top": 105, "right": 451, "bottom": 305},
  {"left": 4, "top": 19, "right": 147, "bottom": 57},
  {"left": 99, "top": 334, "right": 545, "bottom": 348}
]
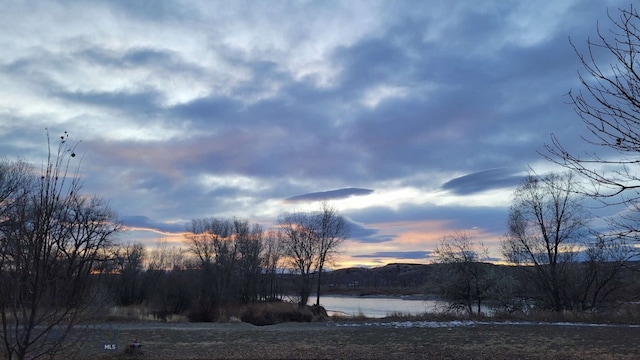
[{"left": 279, "top": 202, "right": 348, "bottom": 306}]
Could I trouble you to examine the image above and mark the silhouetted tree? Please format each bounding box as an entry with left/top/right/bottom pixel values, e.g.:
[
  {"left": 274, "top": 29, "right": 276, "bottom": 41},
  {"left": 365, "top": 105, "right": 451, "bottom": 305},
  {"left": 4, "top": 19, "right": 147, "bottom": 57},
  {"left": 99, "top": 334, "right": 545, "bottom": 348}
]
[
  {"left": 235, "top": 220, "right": 264, "bottom": 303},
  {"left": 545, "top": 4, "right": 640, "bottom": 241},
  {"left": 185, "top": 217, "right": 231, "bottom": 320},
  {"left": 261, "top": 230, "right": 285, "bottom": 301},
  {"left": 278, "top": 212, "right": 316, "bottom": 306},
  {"left": 147, "top": 238, "right": 188, "bottom": 271},
  {"left": 574, "top": 233, "right": 638, "bottom": 310},
  {"left": 0, "top": 131, "right": 120, "bottom": 360},
  {"left": 313, "top": 202, "right": 349, "bottom": 306},
  {"left": 146, "top": 239, "right": 195, "bottom": 316},
  {"left": 433, "top": 232, "right": 500, "bottom": 315},
  {"left": 279, "top": 203, "right": 349, "bottom": 306},
  {"left": 503, "top": 173, "right": 588, "bottom": 311},
  {"left": 503, "top": 173, "right": 638, "bottom": 311},
  {"left": 184, "top": 217, "right": 265, "bottom": 318},
  {"left": 112, "top": 242, "right": 146, "bottom": 306}
]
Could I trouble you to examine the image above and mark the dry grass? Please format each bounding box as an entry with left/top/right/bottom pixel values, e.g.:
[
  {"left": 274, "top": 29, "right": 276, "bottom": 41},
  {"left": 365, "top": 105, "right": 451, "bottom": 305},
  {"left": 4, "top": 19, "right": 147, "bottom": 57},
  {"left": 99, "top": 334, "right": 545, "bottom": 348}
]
[
  {"left": 52, "top": 320, "right": 640, "bottom": 360},
  {"left": 489, "top": 303, "right": 640, "bottom": 325},
  {"left": 46, "top": 303, "right": 640, "bottom": 359}
]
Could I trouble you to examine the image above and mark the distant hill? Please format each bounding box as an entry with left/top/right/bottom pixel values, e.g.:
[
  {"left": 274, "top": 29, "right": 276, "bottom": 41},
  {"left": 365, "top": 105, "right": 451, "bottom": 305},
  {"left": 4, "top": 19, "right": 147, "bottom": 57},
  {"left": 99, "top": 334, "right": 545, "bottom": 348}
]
[
  {"left": 321, "top": 263, "right": 437, "bottom": 295},
  {"left": 318, "top": 260, "right": 640, "bottom": 303}
]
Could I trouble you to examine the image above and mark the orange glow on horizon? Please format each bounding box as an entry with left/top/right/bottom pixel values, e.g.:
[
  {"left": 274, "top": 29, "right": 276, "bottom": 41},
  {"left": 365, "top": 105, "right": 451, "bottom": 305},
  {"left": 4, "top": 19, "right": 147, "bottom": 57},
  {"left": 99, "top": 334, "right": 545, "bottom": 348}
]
[{"left": 122, "top": 216, "right": 506, "bottom": 270}]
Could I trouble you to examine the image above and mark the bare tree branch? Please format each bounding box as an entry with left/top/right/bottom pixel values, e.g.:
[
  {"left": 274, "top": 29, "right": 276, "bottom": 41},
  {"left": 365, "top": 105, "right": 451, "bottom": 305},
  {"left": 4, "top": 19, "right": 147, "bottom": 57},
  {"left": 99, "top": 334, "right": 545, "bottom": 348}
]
[{"left": 0, "top": 131, "right": 120, "bottom": 360}]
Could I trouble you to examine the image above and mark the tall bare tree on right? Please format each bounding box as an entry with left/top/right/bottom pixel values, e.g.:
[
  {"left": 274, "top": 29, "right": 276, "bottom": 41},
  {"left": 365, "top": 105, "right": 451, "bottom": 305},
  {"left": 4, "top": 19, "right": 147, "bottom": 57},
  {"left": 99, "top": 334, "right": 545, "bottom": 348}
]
[
  {"left": 502, "top": 173, "right": 588, "bottom": 311},
  {"left": 502, "top": 173, "right": 636, "bottom": 311},
  {"left": 545, "top": 3, "right": 640, "bottom": 240}
]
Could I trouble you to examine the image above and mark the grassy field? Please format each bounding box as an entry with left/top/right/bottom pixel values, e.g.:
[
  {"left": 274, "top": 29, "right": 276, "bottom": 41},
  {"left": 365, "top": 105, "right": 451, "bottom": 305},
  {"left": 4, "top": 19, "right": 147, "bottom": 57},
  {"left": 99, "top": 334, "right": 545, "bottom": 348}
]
[{"left": 67, "top": 320, "right": 640, "bottom": 360}]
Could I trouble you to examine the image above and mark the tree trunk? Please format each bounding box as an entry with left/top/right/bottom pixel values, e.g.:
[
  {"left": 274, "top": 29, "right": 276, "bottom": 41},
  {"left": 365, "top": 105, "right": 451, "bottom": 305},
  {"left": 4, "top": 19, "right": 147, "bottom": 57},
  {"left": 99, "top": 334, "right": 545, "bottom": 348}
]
[{"left": 315, "top": 266, "right": 323, "bottom": 306}]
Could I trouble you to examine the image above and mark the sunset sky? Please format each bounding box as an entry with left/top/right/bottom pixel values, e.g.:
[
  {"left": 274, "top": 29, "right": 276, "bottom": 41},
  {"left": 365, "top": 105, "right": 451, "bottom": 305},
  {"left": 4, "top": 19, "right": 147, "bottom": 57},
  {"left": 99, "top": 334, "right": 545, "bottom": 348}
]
[{"left": 0, "top": 0, "right": 629, "bottom": 267}]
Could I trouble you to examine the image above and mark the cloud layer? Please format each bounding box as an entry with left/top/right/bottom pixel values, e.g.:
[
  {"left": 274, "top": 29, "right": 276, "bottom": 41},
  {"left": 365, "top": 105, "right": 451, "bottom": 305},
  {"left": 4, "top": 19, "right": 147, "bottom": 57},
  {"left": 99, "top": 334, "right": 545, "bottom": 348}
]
[
  {"left": 0, "top": 0, "right": 627, "bottom": 267},
  {"left": 286, "top": 188, "right": 375, "bottom": 202}
]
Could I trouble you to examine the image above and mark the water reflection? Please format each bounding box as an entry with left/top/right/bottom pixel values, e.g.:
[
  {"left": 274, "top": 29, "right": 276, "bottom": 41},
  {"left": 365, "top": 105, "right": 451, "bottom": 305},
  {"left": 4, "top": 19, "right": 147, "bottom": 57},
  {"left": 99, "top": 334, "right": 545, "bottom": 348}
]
[{"left": 312, "top": 295, "right": 447, "bottom": 318}]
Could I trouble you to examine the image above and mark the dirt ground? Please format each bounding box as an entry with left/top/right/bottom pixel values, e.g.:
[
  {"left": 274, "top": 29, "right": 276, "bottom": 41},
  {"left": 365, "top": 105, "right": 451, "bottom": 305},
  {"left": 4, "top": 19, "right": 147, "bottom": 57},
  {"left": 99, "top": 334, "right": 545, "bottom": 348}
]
[{"left": 70, "top": 320, "right": 640, "bottom": 360}]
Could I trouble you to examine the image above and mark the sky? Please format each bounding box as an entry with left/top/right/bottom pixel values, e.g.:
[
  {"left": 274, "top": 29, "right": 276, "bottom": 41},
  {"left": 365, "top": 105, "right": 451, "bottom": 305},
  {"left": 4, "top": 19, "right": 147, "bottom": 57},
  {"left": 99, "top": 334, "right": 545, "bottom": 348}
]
[{"left": 0, "top": 0, "right": 631, "bottom": 268}]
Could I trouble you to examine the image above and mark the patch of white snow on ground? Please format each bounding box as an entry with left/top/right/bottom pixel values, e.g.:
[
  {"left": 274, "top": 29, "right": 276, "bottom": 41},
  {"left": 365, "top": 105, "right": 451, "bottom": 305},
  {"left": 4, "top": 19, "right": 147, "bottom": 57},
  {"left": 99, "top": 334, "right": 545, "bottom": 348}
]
[{"left": 335, "top": 320, "right": 640, "bottom": 328}]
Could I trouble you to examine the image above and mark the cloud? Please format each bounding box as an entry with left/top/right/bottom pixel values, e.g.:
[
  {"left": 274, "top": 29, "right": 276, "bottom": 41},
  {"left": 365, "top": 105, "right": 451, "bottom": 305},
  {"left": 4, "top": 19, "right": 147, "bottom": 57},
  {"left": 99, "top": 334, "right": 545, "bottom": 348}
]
[
  {"left": 286, "top": 188, "right": 374, "bottom": 202},
  {"left": 120, "top": 215, "right": 185, "bottom": 235},
  {"left": 441, "top": 169, "right": 525, "bottom": 195},
  {"left": 0, "top": 0, "right": 628, "bottom": 266},
  {"left": 353, "top": 251, "right": 432, "bottom": 260},
  {"left": 347, "top": 203, "right": 509, "bottom": 236},
  {"left": 347, "top": 220, "right": 394, "bottom": 244}
]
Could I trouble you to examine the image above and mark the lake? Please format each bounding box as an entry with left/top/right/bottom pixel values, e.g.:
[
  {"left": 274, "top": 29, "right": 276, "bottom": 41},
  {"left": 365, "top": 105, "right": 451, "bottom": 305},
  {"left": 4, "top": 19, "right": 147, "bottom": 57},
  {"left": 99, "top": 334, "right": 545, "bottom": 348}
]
[{"left": 311, "top": 295, "right": 447, "bottom": 318}]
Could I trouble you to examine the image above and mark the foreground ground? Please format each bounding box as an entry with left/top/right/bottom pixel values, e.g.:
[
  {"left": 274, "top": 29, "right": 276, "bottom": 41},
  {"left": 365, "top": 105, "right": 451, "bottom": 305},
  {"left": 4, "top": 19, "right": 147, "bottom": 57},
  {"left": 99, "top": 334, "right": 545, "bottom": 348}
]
[{"left": 65, "top": 320, "right": 640, "bottom": 359}]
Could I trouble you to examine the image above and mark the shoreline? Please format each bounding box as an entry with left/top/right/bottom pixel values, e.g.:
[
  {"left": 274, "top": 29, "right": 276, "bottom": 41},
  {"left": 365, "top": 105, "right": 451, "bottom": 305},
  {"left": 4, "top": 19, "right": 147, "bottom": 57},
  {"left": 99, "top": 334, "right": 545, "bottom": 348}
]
[{"left": 311, "top": 293, "right": 440, "bottom": 301}]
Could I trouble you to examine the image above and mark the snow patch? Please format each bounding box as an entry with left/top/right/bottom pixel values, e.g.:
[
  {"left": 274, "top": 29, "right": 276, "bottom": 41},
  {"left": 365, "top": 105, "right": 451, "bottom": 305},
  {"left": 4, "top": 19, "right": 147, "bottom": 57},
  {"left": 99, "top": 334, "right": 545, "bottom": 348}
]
[{"left": 335, "top": 320, "right": 640, "bottom": 328}]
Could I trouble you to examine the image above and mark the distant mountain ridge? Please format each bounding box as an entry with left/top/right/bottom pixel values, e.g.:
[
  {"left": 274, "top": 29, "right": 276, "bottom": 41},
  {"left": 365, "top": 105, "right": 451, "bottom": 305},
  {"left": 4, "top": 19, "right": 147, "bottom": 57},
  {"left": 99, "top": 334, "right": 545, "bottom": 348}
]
[{"left": 322, "top": 263, "right": 436, "bottom": 295}]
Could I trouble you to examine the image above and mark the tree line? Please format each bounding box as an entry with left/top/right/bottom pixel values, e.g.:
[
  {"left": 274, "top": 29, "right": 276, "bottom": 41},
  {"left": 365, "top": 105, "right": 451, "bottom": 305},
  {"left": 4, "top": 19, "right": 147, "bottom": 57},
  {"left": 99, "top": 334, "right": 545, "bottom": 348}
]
[
  {"left": 432, "top": 173, "right": 639, "bottom": 315},
  {"left": 0, "top": 132, "right": 348, "bottom": 359},
  {"left": 432, "top": 3, "right": 640, "bottom": 316},
  {"left": 99, "top": 203, "right": 349, "bottom": 322}
]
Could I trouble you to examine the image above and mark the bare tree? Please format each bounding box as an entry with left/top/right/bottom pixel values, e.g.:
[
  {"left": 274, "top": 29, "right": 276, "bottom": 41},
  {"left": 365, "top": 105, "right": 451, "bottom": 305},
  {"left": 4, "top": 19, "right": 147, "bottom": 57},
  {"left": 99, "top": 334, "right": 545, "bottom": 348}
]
[
  {"left": 147, "top": 238, "right": 188, "bottom": 271},
  {"left": 0, "top": 158, "right": 30, "bottom": 221},
  {"left": 235, "top": 220, "right": 264, "bottom": 303},
  {"left": 545, "top": 4, "right": 640, "bottom": 239},
  {"left": 433, "top": 232, "right": 499, "bottom": 316},
  {"left": 502, "top": 173, "right": 588, "bottom": 311},
  {"left": 187, "top": 218, "right": 229, "bottom": 268},
  {"left": 184, "top": 217, "right": 265, "bottom": 317},
  {"left": 111, "top": 242, "right": 146, "bottom": 306},
  {"left": 261, "top": 230, "right": 285, "bottom": 301},
  {"left": 146, "top": 239, "right": 192, "bottom": 317},
  {"left": 504, "top": 173, "right": 638, "bottom": 311},
  {"left": 0, "top": 131, "right": 120, "bottom": 360},
  {"left": 313, "top": 202, "right": 349, "bottom": 306},
  {"left": 575, "top": 233, "right": 638, "bottom": 310},
  {"left": 185, "top": 217, "right": 232, "bottom": 320},
  {"left": 278, "top": 202, "right": 349, "bottom": 306},
  {"left": 278, "top": 212, "right": 317, "bottom": 306}
]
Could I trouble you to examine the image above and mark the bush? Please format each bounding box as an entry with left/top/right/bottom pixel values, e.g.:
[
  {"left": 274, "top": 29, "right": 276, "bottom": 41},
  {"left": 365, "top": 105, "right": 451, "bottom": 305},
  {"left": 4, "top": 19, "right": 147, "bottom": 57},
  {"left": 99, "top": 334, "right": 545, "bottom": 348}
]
[
  {"left": 240, "top": 302, "right": 327, "bottom": 326},
  {"left": 187, "top": 301, "right": 218, "bottom": 322}
]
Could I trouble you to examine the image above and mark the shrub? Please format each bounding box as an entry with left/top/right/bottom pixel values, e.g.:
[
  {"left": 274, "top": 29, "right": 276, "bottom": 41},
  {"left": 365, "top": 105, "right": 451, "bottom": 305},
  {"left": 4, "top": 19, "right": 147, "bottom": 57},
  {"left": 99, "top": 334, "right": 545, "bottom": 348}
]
[
  {"left": 240, "top": 302, "right": 322, "bottom": 326},
  {"left": 187, "top": 301, "right": 218, "bottom": 322}
]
